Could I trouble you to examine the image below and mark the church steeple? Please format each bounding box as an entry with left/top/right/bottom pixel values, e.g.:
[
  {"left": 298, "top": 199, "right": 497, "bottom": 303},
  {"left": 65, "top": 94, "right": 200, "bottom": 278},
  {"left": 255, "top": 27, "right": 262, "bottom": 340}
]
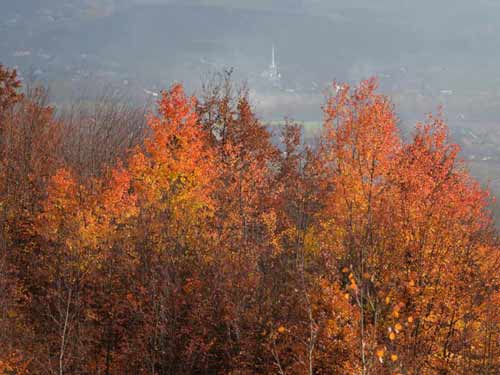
[
  {"left": 262, "top": 44, "right": 281, "bottom": 85},
  {"left": 271, "top": 45, "right": 276, "bottom": 70}
]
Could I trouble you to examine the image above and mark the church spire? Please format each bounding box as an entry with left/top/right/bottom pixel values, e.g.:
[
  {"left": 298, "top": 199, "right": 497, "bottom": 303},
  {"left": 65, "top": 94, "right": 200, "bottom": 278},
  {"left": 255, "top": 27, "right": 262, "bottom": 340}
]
[
  {"left": 271, "top": 45, "right": 276, "bottom": 69},
  {"left": 262, "top": 44, "right": 281, "bottom": 85}
]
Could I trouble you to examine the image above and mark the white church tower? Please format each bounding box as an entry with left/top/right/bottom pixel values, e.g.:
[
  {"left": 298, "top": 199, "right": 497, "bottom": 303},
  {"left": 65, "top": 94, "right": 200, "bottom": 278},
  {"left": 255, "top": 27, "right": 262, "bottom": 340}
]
[
  {"left": 271, "top": 45, "right": 276, "bottom": 71},
  {"left": 263, "top": 44, "right": 281, "bottom": 84}
]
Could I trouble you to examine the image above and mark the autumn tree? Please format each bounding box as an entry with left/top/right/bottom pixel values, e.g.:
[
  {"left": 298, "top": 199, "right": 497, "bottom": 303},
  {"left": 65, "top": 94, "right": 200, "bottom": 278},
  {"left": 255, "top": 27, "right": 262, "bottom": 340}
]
[
  {"left": 197, "top": 73, "right": 286, "bottom": 372},
  {"left": 0, "top": 63, "right": 498, "bottom": 375},
  {"left": 315, "top": 79, "right": 499, "bottom": 375},
  {"left": 0, "top": 65, "right": 22, "bottom": 114},
  {"left": 0, "top": 68, "right": 63, "bottom": 374},
  {"left": 58, "top": 88, "right": 147, "bottom": 179}
]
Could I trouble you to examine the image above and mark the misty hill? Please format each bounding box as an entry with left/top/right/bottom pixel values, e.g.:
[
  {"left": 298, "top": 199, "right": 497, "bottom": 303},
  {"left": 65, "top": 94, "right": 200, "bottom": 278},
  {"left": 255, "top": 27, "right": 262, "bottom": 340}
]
[
  {"left": 3, "top": 0, "right": 500, "bottom": 131},
  {"left": 4, "top": 0, "right": 500, "bottom": 93}
]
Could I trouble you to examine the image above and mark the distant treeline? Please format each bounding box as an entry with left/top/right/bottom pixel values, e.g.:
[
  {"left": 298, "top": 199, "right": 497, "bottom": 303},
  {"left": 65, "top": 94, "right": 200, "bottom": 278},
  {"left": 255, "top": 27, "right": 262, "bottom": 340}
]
[{"left": 0, "top": 65, "right": 499, "bottom": 374}]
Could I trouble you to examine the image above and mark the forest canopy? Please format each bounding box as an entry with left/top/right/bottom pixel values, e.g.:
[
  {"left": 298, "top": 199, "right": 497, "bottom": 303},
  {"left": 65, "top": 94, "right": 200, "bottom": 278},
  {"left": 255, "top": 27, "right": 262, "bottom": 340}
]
[{"left": 0, "top": 65, "right": 498, "bottom": 375}]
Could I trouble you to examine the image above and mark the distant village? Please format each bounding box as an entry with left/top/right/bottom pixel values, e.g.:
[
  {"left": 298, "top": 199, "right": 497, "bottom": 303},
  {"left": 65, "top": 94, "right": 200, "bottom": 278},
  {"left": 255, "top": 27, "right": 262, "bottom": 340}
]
[{"left": 3, "top": 5, "right": 500, "bottom": 183}]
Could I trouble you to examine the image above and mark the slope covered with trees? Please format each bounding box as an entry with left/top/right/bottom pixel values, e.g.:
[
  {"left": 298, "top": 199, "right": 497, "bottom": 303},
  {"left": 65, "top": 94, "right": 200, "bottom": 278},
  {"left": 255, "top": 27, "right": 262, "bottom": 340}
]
[{"left": 0, "top": 65, "right": 499, "bottom": 374}]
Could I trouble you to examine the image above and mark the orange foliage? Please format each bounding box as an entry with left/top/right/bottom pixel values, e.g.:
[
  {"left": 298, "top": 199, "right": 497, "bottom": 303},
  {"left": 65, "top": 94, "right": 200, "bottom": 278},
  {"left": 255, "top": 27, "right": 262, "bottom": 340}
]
[{"left": 0, "top": 67, "right": 498, "bottom": 374}]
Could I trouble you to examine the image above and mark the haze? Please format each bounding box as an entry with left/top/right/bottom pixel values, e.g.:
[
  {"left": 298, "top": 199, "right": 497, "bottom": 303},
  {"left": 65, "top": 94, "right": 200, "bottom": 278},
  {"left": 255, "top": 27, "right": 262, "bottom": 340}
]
[{"left": 3, "top": 0, "right": 500, "bottom": 175}]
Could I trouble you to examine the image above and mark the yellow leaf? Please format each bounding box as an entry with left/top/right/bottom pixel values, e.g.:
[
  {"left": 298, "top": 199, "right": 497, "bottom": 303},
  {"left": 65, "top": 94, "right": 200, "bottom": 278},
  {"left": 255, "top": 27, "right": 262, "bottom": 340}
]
[
  {"left": 389, "top": 332, "right": 396, "bottom": 341},
  {"left": 277, "top": 326, "right": 286, "bottom": 334},
  {"left": 391, "top": 354, "right": 398, "bottom": 362},
  {"left": 376, "top": 348, "right": 385, "bottom": 359}
]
